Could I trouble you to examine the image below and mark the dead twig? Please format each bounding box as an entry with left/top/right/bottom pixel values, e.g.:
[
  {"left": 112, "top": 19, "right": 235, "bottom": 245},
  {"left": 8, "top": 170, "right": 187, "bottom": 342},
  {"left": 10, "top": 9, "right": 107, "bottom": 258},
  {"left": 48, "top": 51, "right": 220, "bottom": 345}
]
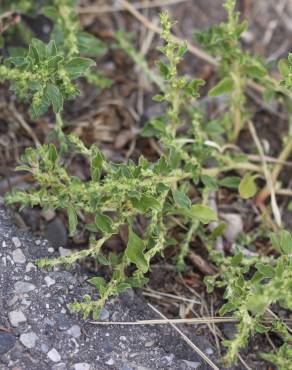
[
  {"left": 119, "top": 0, "right": 265, "bottom": 96},
  {"left": 77, "top": 0, "right": 191, "bottom": 14},
  {"left": 148, "top": 303, "right": 220, "bottom": 370},
  {"left": 247, "top": 120, "right": 282, "bottom": 228},
  {"left": 9, "top": 104, "right": 40, "bottom": 147},
  {"left": 188, "top": 251, "right": 217, "bottom": 275}
]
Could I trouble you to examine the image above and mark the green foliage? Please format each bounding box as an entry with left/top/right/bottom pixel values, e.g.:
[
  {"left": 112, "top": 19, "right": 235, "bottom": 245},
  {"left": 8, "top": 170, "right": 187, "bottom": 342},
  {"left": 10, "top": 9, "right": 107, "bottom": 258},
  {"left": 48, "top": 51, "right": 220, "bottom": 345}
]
[
  {"left": 0, "top": 38, "right": 94, "bottom": 117},
  {"left": 195, "top": 0, "right": 269, "bottom": 140},
  {"left": 238, "top": 173, "right": 258, "bottom": 199},
  {"left": 205, "top": 230, "right": 292, "bottom": 367},
  {"left": 2, "top": 1, "right": 292, "bottom": 369}
]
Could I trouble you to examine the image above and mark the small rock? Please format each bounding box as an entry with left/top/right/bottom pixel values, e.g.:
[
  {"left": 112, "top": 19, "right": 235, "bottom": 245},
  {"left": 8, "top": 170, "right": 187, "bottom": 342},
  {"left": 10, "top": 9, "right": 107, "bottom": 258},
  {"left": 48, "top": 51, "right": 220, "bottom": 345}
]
[
  {"left": 35, "top": 239, "right": 42, "bottom": 246},
  {"left": 58, "top": 247, "right": 72, "bottom": 257},
  {"left": 19, "top": 332, "right": 38, "bottom": 349},
  {"left": 54, "top": 313, "right": 71, "bottom": 331},
  {"left": 66, "top": 325, "right": 81, "bottom": 338},
  {"left": 206, "top": 347, "right": 214, "bottom": 355},
  {"left": 47, "top": 348, "right": 61, "bottom": 362},
  {"left": 220, "top": 213, "right": 243, "bottom": 243},
  {"left": 12, "top": 237, "right": 21, "bottom": 248},
  {"left": 2, "top": 241, "right": 6, "bottom": 248},
  {"left": 121, "top": 364, "right": 134, "bottom": 370},
  {"left": 182, "top": 360, "right": 201, "bottom": 369},
  {"left": 144, "top": 340, "right": 155, "bottom": 347},
  {"left": 98, "top": 308, "right": 110, "bottom": 321},
  {"left": 44, "top": 276, "right": 56, "bottom": 287},
  {"left": 222, "top": 322, "right": 236, "bottom": 340},
  {"left": 48, "top": 247, "right": 54, "bottom": 253},
  {"left": 45, "top": 218, "right": 67, "bottom": 247},
  {"left": 42, "top": 209, "right": 56, "bottom": 222},
  {"left": 74, "top": 363, "right": 91, "bottom": 370},
  {"left": 41, "top": 343, "right": 49, "bottom": 353},
  {"left": 105, "top": 358, "right": 114, "bottom": 366},
  {"left": 8, "top": 310, "right": 27, "bottom": 327},
  {"left": 25, "top": 262, "right": 36, "bottom": 272},
  {"left": 0, "top": 332, "right": 16, "bottom": 355},
  {"left": 161, "top": 354, "right": 175, "bottom": 366},
  {"left": 12, "top": 249, "right": 26, "bottom": 264},
  {"left": 52, "top": 363, "right": 66, "bottom": 370},
  {"left": 14, "top": 281, "right": 36, "bottom": 293}
]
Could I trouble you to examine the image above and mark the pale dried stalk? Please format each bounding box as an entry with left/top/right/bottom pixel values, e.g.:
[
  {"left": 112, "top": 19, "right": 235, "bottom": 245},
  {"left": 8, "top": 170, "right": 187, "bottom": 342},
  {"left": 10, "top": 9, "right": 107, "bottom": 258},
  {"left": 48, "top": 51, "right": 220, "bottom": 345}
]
[
  {"left": 77, "top": 0, "right": 191, "bottom": 14},
  {"left": 247, "top": 120, "right": 282, "bottom": 228}
]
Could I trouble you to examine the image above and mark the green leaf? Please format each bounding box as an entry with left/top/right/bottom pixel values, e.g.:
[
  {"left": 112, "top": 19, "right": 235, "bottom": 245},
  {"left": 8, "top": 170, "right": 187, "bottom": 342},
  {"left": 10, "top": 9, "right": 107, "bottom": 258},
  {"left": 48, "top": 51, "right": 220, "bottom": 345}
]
[
  {"left": 201, "top": 175, "right": 218, "bottom": 190},
  {"left": 239, "top": 173, "right": 257, "bottom": 199},
  {"left": 211, "top": 222, "right": 226, "bottom": 239},
  {"left": 46, "top": 83, "right": 63, "bottom": 113},
  {"left": 255, "top": 263, "right": 275, "bottom": 278},
  {"left": 208, "top": 77, "right": 234, "bottom": 96},
  {"left": 172, "top": 189, "right": 191, "bottom": 209},
  {"left": 219, "top": 302, "right": 237, "bottom": 315},
  {"left": 245, "top": 65, "right": 266, "bottom": 79},
  {"left": 77, "top": 32, "right": 107, "bottom": 57},
  {"left": 48, "top": 143, "right": 58, "bottom": 163},
  {"left": 191, "top": 205, "right": 217, "bottom": 224},
  {"left": 131, "top": 195, "right": 161, "bottom": 212},
  {"left": 65, "top": 57, "right": 96, "bottom": 79},
  {"left": 125, "top": 227, "right": 148, "bottom": 273},
  {"left": 94, "top": 213, "right": 114, "bottom": 235},
  {"left": 88, "top": 277, "right": 106, "bottom": 291},
  {"left": 278, "top": 59, "right": 289, "bottom": 78},
  {"left": 156, "top": 60, "right": 169, "bottom": 79},
  {"left": 231, "top": 251, "right": 243, "bottom": 266},
  {"left": 270, "top": 230, "right": 292, "bottom": 255},
  {"left": 67, "top": 206, "right": 78, "bottom": 236},
  {"left": 218, "top": 176, "right": 241, "bottom": 189},
  {"left": 91, "top": 148, "right": 104, "bottom": 181},
  {"left": 152, "top": 94, "right": 165, "bottom": 102}
]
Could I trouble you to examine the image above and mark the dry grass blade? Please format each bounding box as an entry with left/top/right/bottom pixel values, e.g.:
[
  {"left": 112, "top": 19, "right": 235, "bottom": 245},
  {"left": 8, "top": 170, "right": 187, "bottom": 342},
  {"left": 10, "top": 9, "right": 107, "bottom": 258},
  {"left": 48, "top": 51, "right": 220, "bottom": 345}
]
[
  {"left": 148, "top": 303, "right": 220, "bottom": 370},
  {"left": 77, "top": 0, "right": 191, "bottom": 14},
  {"left": 90, "top": 316, "right": 238, "bottom": 325},
  {"left": 9, "top": 104, "right": 40, "bottom": 147},
  {"left": 120, "top": 0, "right": 217, "bottom": 66},
  {"left": 142, "top": 288, "right": 201, "bottom": 304},
  {"left": 248, "top": 120, "right": 282, "bottom": 228},
  {"left": 119, "top": 0, "right": 266, "bottom": 96}
]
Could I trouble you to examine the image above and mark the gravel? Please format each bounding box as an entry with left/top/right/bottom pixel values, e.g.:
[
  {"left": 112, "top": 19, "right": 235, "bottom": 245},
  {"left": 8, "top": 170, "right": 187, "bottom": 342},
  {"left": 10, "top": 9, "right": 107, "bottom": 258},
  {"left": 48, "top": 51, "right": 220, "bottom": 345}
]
[
  {"left": 0, "top": 204, "right": 221, "bottom": 369},
  {"left": 19, "top": 332, "right": 38, "bottom": 349},
  {"left": 0, "top": 333, "right": 16, "bottom": 355},
  {"left": 8, "top": 310, "right": 27, "bottom": 327}
]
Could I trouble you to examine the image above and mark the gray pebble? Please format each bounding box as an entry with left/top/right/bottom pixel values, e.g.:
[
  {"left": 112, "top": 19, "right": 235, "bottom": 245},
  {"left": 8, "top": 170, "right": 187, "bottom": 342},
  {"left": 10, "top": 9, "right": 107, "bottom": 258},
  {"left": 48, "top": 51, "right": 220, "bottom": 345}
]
[
  {"left": 44, "top": 276, "right": 56, "bottom": 287},
  {"left": 66, "top": 325, "right": 81, "bottom": 338},
  {"left": 19, "top": 332, "right": 38, "bottom": 348},
  {"left": 99, "top": 308, "right": 110, "bottom": 321},
  {"left": 12, "top": 237, "right": 21, "bottom": 248},
  {"left": 58, "top": 247, "right": 72, "bottom": 257},
  {"left": 121, "top": 364, "right": 134, "bottom": 370},
  {"left": 74, "top": 363, "right": 91, "bottom": 370},
  {"left": 52, "top": 363, "right": 67, "bottom": 370},
  {"left": 0, "top": 332, "right": 16, "bottom": 355},
  {"left": 41, "top": 343, "right": 49, "bottom": 353},
  {"left": 54, "top": 313, "right": 71, "bottom": 331},
  {"left": 105, "top": 358, "right": 114, "bottom": 366},
  {"left": 182, "top": 360, "right": 201, "bottom": 369},
  {"left": 8, "top": 310, "right": 27, "bottom": 327},
  {"left": 12, "top": 248, "right": 26, "bottom": 264},
  {"left": 25, "top": 262, "right": 36, "bottom": 272},
  {"left": 47, "top": 348, "right": 61, "bottom": 362},
  {"left": 14, "top": 281, "right": 36, "bottom": 293},
  {"left": 45, "top": 218, "right": 67, "bottom": 247}
]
